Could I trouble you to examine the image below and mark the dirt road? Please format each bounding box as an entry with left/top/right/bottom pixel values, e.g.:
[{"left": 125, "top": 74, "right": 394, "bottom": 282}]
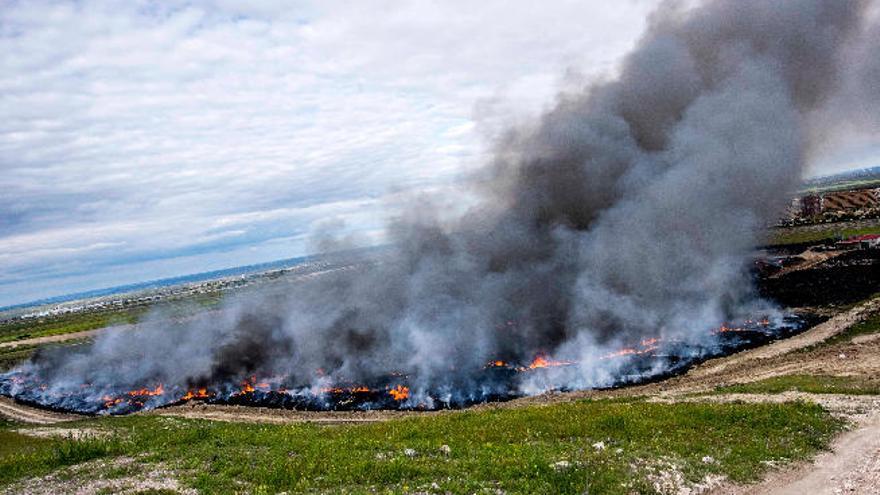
[
  {"left": 763, "top": 412, "right": 880, "bottom": 495},
  {"left": 712, "top": 406, "right": 880, "bottom": 495},
  {"left": 0, "top": 323, "right": 135, "bottom": 350},
  {"left": 0, "top": 397, "right": 82, "bottom": 424},
  {"left": 153, "top": 402, "right": 423, "bottom": 425}
]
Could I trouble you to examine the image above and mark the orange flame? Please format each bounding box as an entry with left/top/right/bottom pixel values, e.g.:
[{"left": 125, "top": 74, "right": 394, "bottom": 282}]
[
  {"left": 598, "top": 336, "right": 661, "bottom": 360},
  {"left": 239, "top": 376, "right": 257, "bottom": 394},
  {"left": 181, "top": 388, "right": 210, "bottom": 401},
  {"left": 526, "top": 354, "right": 574, "bottom": 369},
  {"left": 127, "top": 384, "right": 164, "bottom": 397},
  {"left": 388, "top": 385, "right": 409, "bottom": 401}
]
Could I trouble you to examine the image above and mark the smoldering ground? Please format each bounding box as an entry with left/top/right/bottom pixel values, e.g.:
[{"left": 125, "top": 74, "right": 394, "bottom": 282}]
[{"left": 5, "top": 0, "right": 880, "bottom": 410}]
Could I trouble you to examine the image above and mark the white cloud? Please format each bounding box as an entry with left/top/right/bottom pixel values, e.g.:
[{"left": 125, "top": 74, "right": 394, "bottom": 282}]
[{"left": 0, "top": 0, "right": 659, "bottom": 306}]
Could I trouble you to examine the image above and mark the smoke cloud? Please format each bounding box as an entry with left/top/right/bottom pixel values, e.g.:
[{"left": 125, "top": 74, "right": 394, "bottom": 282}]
[{"left": 8, "top": 0, "right": 880, "bottom": 408}]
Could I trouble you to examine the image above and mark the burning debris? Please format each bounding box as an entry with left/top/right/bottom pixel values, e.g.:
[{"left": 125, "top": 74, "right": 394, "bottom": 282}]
[
  {"left": 0, "top": 317, "right": 810, "bottom": 414},
  {"left": 2, "top": 0, "right": 879, "bottom": 415}
]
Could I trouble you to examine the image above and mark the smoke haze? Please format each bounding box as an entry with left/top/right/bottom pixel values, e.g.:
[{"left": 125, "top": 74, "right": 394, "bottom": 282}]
[{"left": 7, "top": 0, "right": 880, "bottom": 408}]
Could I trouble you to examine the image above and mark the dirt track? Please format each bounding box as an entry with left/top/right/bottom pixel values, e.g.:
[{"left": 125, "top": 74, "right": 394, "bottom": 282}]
[
  {"left": 153, "top": 402, "right": 424, "bottom": 425},
  {"left": 0, "top": 396, "right": 81, "bottom": 424},
  {"left": 0, "top": 323, "right": 134, "bottom": 350},
  {"left": 714, "top": 402, "right": 880, "bottom": 495}
]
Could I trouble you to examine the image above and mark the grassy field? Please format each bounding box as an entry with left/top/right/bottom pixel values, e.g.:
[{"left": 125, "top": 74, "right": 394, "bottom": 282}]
[
  {"left": 0, "top": 343, "right": 41, "bottom": 371},
  {"left": 795, "top": 310, "right": 880, "bottom": 355},
  {"left": 0, "top": 293, "right": 224, "bottom": 347},
  {"left": 821, "top": 311, "right": 880, "bottom": 347},
  {"left": 0, "top": 420, "right": 56, "bottom": 459},
  {"left": 0, "top": 308, "right": 144, "bottom": 345},
  {"left": 715, "top": 375, "right": 880, "bottom": 396},
  {"left": 767, "top": 223, "right": 880, "bottom": 247},
  {"left": 801, "top": 178, "right": 880, "bottom": 194},
  {"left": 0, "top": 399, "right": 843, "bottom": 494}
]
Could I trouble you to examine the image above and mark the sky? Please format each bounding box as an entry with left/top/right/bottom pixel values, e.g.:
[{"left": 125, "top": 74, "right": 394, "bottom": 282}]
[{"left": 0, "top": 0, "right": 874, "bottom": 308}]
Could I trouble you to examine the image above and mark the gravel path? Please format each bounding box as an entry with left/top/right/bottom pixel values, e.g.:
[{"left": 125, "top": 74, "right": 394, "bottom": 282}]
[
  {"left": 0, "top": 396, "right": 82, "bottom": 424},
  {"left": 152, "top": 402, "right": 423, "bottom": 425},
  {"left": 0, "top": 323, "right": 134, "bottom": 350},
  {"left": 711, "top": 408, "right": 880, "bottom": 495}
]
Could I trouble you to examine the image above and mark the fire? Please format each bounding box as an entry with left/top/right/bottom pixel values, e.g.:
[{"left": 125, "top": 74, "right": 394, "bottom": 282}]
[
  {"left": 486, "top": 360, "right": 507, "bottom": 368},
  {"left": 181, "top": 388, "right": 210, "bottom": 401},
  {"left": 715, "top": 317, "right": 771, "bottom": 334},
  {"left": 240, "top": 376, "right": 256, "bottom": 394},
  {"left": 388, "top": 385, "right": 409, "bottom": 401},
  {"left": 600, "top": 337, "right": 661, "bottom": 360},
  {"left": 525, "top": 354, "right": 574, "bottom": 369},
  {"left": 101, "top": 395, "right": 123, "bottom": 408},
  {"left": 126, "top": 384, "right": 164, "bottom": 397}
]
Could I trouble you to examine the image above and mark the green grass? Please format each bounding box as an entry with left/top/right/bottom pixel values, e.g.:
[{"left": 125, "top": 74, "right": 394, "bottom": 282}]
[
  {"left": 0, "top": 344, "right": 40, "bottom": 371},
  {"left": 801, "top": 178, "right": 880, "bottom": 194},
  {"left": 715, "top": 375, "right": 880, "bottom": 396},
  {"left": 767, "top": 224, "right": 880, "bottom": 246},
  {"left": 0, "top": 339, "right": 96, "bottom": 372},
  {"left": 822, "top": 311, "right": 880, "bottom": 347},
  {"left": 0, "top": 424, "right": 55, "bottom": 458},
  {"left": 794, "top": 311, "right": 880, "bottom": 355},
  {"left": 0, "top": 309, "right": 144, "bottom": 345},
  {"left": 0, "top": 400, "right": 844, "bottom": 494},
  {"left": 0, "top": 293, "right": 225, "bottom": 346}
]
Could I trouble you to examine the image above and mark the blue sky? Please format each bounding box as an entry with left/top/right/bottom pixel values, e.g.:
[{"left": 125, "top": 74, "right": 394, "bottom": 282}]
[{"left": 0, "top": 0, "right": 874, "bottom": 308}]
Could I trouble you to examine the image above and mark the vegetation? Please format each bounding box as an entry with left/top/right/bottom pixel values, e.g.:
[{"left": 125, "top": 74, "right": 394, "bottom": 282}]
[
  {"left": 715, "top": 375, "right": 880, "bottom": 396},
  {"left": 0, "top": 292, "right": 225, "bottom": 347},
  {"left": 0, "top": 309, "right": 144, "bottom": 345},
  {"left": 794, "top": 310, "right": 880, "bottom": 355},
  {"left": 767, "top": 223, "right": 880, "bottom": 247},
  {"left": 0, "top": 421, "right": 56, "bottom": 459},
  {"left": 0, "top": 399, "right": 843, "bottom": 494},
  {"left": 800, "top": 177, "right": 880, "bottom": 194},
  {"left": 0, "top": 343, "right": 41, "bottom": 371},
  {"left": 822, "top": 311, "right": 880, "bottom": 347}
]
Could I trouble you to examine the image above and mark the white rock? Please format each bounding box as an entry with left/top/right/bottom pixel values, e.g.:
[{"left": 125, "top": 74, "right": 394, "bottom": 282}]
[
  {"left": 552, "top": 460, "right": 572, "bottom": 471},
  {"left": 702, "top": 455, "right": 716, "bottom": 464},
  {"left": 404, "top": 448, "right": 418, "bottom": 458},
  {"left": 439, "top": 444, "right": 451, "bottom": 456},
  {"left": 839, "top": 353, "right": 847, "bottom": 359},
  {"left": 592, "top": 441, "right": 606, "bottom": 451}
]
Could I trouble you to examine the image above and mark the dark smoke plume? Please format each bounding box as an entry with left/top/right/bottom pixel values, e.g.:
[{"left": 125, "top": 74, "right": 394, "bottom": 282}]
[{"left": 7, "top": 0, "right": 880, "bottom": 408}]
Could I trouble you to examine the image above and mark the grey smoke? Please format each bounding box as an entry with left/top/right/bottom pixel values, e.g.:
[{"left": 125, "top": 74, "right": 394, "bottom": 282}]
[{"left": 13, "top": 0, "right": 880, "bottom": 405}]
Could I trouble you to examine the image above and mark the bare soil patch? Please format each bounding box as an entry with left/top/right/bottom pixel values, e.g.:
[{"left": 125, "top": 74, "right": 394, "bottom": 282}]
[
  {"left": 152, "top": 401, "right": 429, "bottom": 424},
  {"left": 13, "top": 426, "right": 109, "bottom": 440},
  {"left": 0, "top": 323, "right": 136, "bottom": 350},
  {"left": 0, "top": 456, "right": 195, "bottom": 495},
  {"left": 0, "top": 396, "right": 83, "bottom": 424}
]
